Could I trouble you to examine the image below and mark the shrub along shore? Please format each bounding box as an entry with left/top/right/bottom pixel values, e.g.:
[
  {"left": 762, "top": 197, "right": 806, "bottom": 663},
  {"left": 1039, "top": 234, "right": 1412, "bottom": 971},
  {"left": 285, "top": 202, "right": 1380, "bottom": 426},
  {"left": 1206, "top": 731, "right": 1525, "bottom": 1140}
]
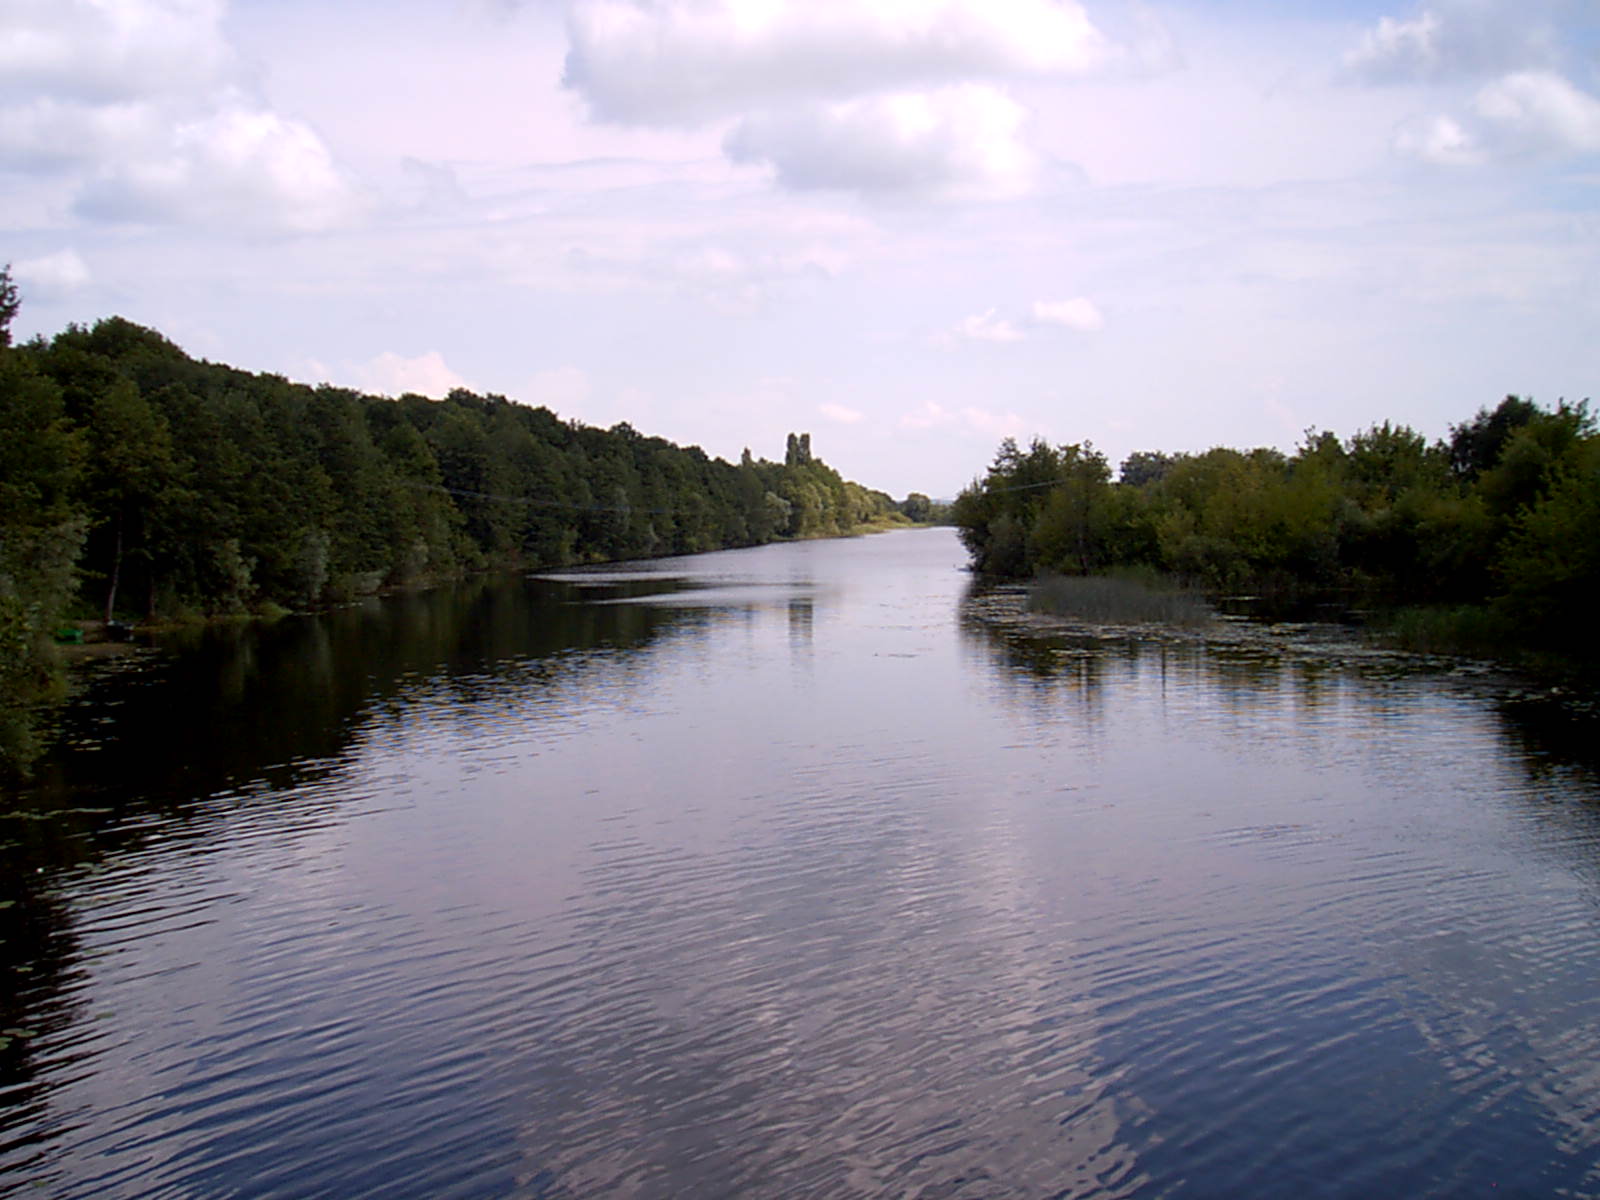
[
  {"left": 952, "top": 395, "right": 1597, "bottom": 664},
  {"left": 0, "top": 274, "right": 930, "bottom": 775}
]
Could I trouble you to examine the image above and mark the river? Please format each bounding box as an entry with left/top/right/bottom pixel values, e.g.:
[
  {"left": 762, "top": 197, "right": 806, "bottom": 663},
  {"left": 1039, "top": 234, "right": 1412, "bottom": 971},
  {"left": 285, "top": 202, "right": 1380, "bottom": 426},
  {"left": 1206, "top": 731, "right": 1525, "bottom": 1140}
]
[{"left": 3, "top": 527, "right": 1599, "bottom": 1198}]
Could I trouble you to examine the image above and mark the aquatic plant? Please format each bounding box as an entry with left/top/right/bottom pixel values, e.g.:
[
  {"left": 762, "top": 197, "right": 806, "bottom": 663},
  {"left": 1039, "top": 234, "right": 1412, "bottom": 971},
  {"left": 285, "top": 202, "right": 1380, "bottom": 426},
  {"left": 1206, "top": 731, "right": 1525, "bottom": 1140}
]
[{"left": 1028, "top": 571, "right": 1214, "bottom": 628}]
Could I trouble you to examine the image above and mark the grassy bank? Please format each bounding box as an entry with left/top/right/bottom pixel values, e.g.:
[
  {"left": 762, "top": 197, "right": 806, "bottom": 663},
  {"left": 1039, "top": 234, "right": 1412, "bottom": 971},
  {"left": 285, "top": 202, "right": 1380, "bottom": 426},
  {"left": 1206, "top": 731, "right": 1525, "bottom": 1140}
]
[{"left": 1027, "top": 569, "right": 1599, "bottom": 678}]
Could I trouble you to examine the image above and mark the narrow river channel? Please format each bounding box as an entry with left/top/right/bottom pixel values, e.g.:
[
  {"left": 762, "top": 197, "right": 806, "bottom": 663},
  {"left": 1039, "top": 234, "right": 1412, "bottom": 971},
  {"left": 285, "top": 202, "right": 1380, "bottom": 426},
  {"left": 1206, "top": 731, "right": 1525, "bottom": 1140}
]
[{"left": 3, "top": 527, "right": 1599, "bottom": 1198}]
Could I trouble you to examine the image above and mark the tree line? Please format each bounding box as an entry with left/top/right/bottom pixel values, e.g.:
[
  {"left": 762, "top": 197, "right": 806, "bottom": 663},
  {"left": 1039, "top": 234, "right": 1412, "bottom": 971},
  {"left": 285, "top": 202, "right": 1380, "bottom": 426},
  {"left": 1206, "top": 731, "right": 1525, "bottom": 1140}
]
[
  {"left": 0, "top": 271, "right": 925, "bottom": 768},
  {"left": 952, "top": 396, "right": 1597, "bottom": 659}
]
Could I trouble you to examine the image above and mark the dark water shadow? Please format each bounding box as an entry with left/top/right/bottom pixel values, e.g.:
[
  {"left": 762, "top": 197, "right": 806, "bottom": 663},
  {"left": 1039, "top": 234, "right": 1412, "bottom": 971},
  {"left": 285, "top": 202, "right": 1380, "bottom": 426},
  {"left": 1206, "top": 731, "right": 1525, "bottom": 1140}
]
[{"left": 0, "top": 571, "right": 723, "bottom": 1158}]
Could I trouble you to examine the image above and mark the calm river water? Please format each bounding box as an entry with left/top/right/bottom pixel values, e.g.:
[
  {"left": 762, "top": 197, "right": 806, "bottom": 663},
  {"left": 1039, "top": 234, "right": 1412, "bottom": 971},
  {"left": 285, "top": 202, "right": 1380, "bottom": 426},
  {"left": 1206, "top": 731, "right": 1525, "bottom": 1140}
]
[{"left": 3, "top": 527, "right": 1600, "bottom": 1198}]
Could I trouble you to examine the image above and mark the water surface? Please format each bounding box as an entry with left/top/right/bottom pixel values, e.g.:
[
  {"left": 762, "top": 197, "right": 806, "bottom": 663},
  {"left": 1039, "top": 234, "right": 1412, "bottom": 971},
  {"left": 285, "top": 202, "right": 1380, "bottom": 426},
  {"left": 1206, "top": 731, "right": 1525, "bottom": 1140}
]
[{"left": 3, "top": 528, "right": 1599, "bottom": 1198}]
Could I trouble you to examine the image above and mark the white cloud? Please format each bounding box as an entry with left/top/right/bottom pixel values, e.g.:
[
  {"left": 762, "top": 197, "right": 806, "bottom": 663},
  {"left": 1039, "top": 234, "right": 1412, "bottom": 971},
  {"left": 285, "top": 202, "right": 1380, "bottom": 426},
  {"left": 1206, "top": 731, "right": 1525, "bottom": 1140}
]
[
  {"left": 953, "top": 307, "right": 1026, "bottom": 343},
  {"left": 725, "top": 84, "right": 1037, "bottom": 198},
  {"left": 76, "top": 102, "right": 361, "bottom": 231},
  {"left": 1394, "top": 71, "right": 1600, "bottom": 165},
  {"left": 1031, "top": 297, "right": 1103, "bottom": 332},
  {"left": 1394, "top": 114, "right": 1484, "bottom": 164},
  {"left": 0, "top": 0, "right": 233, "bottom": 103},
  {"left": 562, "top": 0, "right": 1109, "bottom": 126},
  {"left": 354, "top": 351, "right": 471, "bottom": 398},
  {"left": 1343, "top": 1, "right": 1562, "bottom": 84},
  {"left": 0, "top": 1, "right": 358, "bottom": 232},
  {"left": 2, "top": 1, "right": 1592, "bottom": 504},
  {"left": 1474, "top": 70, "right": 1600, "bottom": 153},
  {"left": 1345, "top": 10, "right": 1446, "bottom": 81},
  {"left": 0, "top": 98, "right": 164, "bottom": 168},
  {"left": 11, "top": 248, "right": 91, "bottom": 298},
  {"left": 819, "top": 402, "right": 864, "bottom": 424}
]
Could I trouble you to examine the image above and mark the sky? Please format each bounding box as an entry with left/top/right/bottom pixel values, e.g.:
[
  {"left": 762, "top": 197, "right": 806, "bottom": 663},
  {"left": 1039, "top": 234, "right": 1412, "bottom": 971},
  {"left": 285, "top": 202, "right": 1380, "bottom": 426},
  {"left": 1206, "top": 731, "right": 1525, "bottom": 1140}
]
[{"left": 3, "top": 0, "right": 1598, "bottom": 499}]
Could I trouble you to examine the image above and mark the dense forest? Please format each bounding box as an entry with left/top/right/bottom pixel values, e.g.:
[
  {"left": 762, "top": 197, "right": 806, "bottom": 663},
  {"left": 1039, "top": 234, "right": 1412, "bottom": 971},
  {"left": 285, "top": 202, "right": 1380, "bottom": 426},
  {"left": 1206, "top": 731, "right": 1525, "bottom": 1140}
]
[
  {"left": 953, "top": 397, "right": 1598, "bottom": 660},
  {"left": 0, "top": 268, "right": 923, "bottom": 771}
]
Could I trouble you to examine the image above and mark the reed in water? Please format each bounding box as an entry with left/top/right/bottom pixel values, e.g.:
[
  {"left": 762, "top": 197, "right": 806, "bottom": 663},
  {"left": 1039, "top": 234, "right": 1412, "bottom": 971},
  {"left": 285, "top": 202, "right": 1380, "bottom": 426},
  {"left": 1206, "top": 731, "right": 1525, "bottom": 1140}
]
[{"left": 1027, "top": 570, "right": 1213, "bottom": 628}]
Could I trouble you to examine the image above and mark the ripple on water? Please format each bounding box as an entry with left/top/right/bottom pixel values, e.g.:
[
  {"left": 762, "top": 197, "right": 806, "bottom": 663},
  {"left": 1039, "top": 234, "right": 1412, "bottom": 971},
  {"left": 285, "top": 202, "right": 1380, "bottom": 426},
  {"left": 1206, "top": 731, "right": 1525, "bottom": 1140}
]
[{"left": 5, "top": 532, "right": 1600, "bottom": 1198}]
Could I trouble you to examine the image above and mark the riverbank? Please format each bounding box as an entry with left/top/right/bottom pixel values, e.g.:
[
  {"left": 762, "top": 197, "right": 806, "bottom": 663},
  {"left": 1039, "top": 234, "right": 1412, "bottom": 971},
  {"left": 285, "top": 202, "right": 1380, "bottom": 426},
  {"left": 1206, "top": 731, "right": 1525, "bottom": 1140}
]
[
  {"left": 1022, "top": 567, "right": 1600, "bottom": 676},
  {"left": 5, "top": 521, "right": 936, "bottom": 781},
  {"left": 66, "top": 519, "right": 924, "bottom": 636},
  {"left": 981, "top": 574, "right": 1600, "bottom": 738}
]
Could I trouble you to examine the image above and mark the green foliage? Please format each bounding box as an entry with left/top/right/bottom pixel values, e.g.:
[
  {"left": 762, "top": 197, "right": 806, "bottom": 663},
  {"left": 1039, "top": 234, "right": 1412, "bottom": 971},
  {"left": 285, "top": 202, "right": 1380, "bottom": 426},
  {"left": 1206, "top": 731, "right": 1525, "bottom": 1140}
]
[
  {"left": 3, "top": 315, "right": 906, "bottom": 644},
  {"left": 1027, "top": 443, "right": 1112, "bottom": 575},
  {"left": 83, "top": 378, "right": 178, "bottom": 620},
  {"left": 1476, "top": 401, "right": 1592, "bottom": 524},
  {"left": 0, "top": 351, "right": 80, "bottom": 523},
  {"left": 1449, "top": 395, "right": 1539, "bottom": 480},
  {"left": 953, "top": 437, "right": 1104, "bottom": 575},
  {"left": 955, "top": 396, "right": 1600, "bottom": 661},
  {"left": 0, "top": 286, "right": 86, "bottom": 776},
  {"left": 1491, "top": 436, "right": 1600, "bottom": 657},
  {"left": 0, "top": 304, "right": 928, "bottom": 769},
  {"left": 1118, "top": 450, "right": 1175, "bottom": 487},
  {"left": 0, "top": 513, "right": 86, "bottom": 706},
  {"left": 900, "top": 492, "right": 934, "bottom": 522}
]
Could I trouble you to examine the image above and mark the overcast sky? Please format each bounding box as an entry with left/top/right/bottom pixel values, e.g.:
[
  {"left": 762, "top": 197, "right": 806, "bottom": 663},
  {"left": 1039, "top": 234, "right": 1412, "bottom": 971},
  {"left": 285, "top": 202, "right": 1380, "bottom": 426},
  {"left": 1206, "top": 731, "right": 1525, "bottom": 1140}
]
[{"left": 4, "top": 0, "right": 1597, "bottom": 498}]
